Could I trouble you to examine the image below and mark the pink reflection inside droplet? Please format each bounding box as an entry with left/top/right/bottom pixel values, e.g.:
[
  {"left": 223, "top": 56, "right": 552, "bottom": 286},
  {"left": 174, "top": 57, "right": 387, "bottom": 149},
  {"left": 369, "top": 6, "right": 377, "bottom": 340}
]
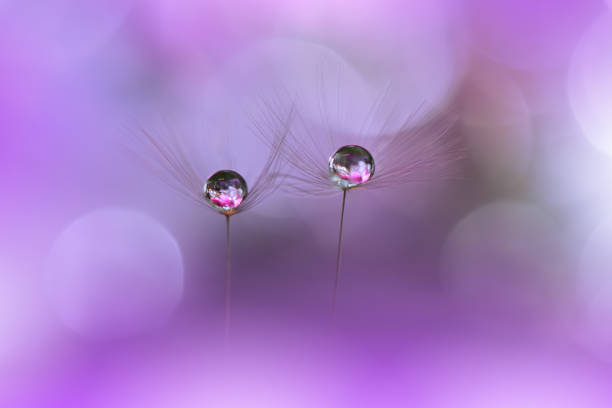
[
  {"left": 209, "top": 187, "right": 244, "bottom": 209},
  {"left": 338, "top": 161, "right": 372, "bottom": 185}
]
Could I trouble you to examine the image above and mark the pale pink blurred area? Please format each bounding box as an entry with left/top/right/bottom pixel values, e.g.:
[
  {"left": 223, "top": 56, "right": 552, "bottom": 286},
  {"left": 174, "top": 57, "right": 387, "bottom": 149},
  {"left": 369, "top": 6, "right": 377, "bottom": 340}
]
[
  {"left": 440, "top": 201, "right": 572, "bottom": 320},
  {"left": 459, "top": 65, "right": 533, "bottom": 190},
  {"left": 463, "top": 0, "right": 604, "bottom": 71},
  {"left": 3, "top": 0, "right": 612, "bottom": 406},
  {"left": 420, "top": 341, "right": 611, "bottom": 408}
]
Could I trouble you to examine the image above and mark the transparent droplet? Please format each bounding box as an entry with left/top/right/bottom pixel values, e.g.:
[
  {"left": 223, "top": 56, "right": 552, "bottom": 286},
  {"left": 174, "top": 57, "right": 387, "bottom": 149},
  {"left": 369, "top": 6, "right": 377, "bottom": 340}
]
[
  {"left": 329, "top": 145, "right": 375, "bottom": 189},
  {"left": 204, "top": 170, "right": 248, "bottom": 214}
]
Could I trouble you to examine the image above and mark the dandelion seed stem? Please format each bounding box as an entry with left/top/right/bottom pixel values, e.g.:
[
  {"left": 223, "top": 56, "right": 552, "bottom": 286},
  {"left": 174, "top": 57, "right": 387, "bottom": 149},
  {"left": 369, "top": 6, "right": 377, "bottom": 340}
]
[
  {"left": 225, "top": 214, "right": 231, "bottom": 347},
  {"left": 332, "top": 189, "right": 347, "bottom": 317}
]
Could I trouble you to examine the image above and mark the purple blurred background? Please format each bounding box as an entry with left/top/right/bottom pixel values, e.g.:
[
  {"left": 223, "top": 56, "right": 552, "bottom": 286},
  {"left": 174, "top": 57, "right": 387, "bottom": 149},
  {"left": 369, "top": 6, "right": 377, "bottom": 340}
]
[{"left": 3, "top": 0, "right": 612, "bottom": 406}]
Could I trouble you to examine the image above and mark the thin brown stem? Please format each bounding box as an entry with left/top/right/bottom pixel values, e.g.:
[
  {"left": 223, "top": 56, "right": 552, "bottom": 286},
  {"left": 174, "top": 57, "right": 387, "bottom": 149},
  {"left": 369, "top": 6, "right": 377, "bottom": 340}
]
[
  {"left": 332, "top": 189, "right": 347, "bottom": 317},
  {"left": 224, "top": 214, "right": 231, "bottom": 346}
]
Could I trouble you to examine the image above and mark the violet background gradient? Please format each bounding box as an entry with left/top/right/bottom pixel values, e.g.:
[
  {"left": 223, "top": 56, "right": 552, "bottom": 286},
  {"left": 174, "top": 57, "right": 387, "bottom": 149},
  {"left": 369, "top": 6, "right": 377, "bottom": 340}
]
[{"left": 3, "top": 0, "right": 612, "bottom": 407}]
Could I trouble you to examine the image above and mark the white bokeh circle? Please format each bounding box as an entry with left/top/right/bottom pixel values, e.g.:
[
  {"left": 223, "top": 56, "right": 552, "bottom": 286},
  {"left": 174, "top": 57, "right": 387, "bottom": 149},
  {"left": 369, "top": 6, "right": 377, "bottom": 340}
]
[
  {"left": 530, "top": 118, "right": 612, "bottom": 208},
  {"left": 568, "top": 13, "right": 612, "bottom": 158},
  {"left": 45, "top": 208, "right": 184, "bottom": 339}
]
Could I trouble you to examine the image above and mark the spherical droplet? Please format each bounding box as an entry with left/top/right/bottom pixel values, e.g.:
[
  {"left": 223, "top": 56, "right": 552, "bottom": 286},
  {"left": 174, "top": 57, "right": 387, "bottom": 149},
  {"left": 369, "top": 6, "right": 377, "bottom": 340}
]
[
  {"left": 204, "top": 170, "right": 248, "bottom": 213},
  {"left": 328, "top": 145, "right": 375, "bottom": 189}
]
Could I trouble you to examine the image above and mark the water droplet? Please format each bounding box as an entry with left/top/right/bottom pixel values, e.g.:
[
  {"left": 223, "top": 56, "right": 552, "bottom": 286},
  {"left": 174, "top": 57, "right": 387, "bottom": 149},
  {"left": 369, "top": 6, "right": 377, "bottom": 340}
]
[
  {"left": 329, "top": 145, "right": 375, "bottom": 189},
  {"left": 204, "top": 170, "right": 248, "bottom": 213}
]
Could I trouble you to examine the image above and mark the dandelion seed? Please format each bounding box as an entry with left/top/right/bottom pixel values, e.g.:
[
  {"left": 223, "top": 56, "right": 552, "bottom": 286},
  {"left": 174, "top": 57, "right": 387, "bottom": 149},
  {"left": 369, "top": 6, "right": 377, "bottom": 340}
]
[
  {"left": 127, "top": 110, "right": 290, "bottom": 345},
  {"left": 256, "top": 87, "right": 463, "bottom": 317}
]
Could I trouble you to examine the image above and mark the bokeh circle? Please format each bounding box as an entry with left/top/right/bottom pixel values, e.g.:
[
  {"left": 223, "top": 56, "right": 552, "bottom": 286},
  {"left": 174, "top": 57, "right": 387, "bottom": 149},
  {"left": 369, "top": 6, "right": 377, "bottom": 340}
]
[{"left": 45, "top": 208, "right": 184, "bottom": 339}]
